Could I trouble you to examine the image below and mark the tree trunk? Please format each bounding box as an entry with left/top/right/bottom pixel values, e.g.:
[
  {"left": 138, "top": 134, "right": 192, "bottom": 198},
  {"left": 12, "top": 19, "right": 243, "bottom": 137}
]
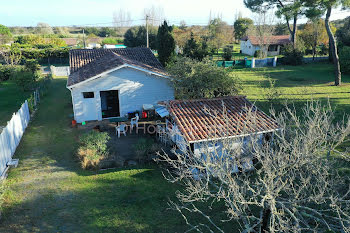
[
  {"left": 286, "top": 15, "right": 297, "bottom": 48},
  {"left": 325, "top": 7, "right": 341, "bottom": 86},
  {"left": 261, "top": 208, "right": 271, "bottom": 232}
]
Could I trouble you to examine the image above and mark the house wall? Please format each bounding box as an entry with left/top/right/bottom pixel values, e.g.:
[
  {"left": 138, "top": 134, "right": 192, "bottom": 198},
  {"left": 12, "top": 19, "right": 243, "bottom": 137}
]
[
  {"left": 70, "top": 67, "right": 174, "bottom": 123},
  {"left": 240, "top": 40, "right": 259, "bottom": 56},
  {"left": 241, "top": 40, "right": 282, "bottom": 57}
]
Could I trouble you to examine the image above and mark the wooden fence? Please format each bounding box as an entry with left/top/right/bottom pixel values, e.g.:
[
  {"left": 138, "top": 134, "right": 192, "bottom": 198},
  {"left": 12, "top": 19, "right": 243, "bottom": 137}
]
[{"left": 0, "top": 101, "right": 30, "bottom": 178}]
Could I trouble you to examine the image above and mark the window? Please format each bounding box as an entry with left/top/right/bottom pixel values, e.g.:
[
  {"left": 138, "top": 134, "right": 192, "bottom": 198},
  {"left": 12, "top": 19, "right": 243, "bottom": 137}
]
[
  {"left": 83, "top": 92, "right": 94, "bottom": 98},
  {"left": 268, "top": 45, "right": 278, "bottom": 52}
]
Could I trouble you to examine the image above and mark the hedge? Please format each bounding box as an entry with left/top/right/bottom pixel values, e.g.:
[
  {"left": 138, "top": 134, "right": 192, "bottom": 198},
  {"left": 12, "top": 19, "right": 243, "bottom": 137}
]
[{"left": 339, "top": 46, "right": 350, "bottom": 74}]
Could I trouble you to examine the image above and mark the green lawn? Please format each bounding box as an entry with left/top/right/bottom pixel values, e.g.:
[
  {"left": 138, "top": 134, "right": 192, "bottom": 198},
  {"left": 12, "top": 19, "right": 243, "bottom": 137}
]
[
  {"left": 0, "top": 77, "right": 189, "bottom": 233},
  {"left": 0, "top": 80, "right": 31, "bottom": 126},
  {"left": 1, "top": 63, "right": 350, "bottom": 232},
  {"left": 232, "top": 62, "right": 350, "bottom": 120}
]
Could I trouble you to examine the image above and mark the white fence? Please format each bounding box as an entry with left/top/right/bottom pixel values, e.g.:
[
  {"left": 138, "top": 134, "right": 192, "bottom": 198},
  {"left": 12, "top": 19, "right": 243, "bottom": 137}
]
[
  {"left": 50, "top": 66, "right": 70, "bottom": 76},
  {"left": 0, "top": 101, "right": 30, "bottom": 178}
]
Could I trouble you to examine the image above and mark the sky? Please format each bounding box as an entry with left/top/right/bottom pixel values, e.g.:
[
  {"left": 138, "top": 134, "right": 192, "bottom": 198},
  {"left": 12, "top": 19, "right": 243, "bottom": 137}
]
[{"left": 0, "top": 0, "right": 349, "bottom": 27}]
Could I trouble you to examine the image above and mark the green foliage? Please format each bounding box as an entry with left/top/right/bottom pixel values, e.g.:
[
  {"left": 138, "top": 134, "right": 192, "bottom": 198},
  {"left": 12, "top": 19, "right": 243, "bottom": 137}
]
[
  {"left": 12, "top": 71, "right": 40, "bottom": 91},
  {"left": 254, "top": 50, "right": 265, "bottom": 58},
  {"left": 167, "top": 57, "right": 241, "bottom": 99},
  {"left": 124, "top": 26, "right": 158, "bottom": 49},
  {"left": 281, "top": 44, "right": 304, "bottom": 65},
  {"left": 0, "top": 24, "right": 12, "bottom": 44},
  {"left": 223, "top": 46, "right": 233, "bottom": 61},
  {"left": 336, "top": 16, "right": 350, "bottom": 47},
  {"left": 274, "top": 22, "right": 290, "bottom": 35},
  {"left": 339, "top": 46, "right": 350, "bottom": 74},
  {"left": 157, "top": 21, "right": 175, "bottom": 66},
  {"left": 183, "top": 33, "right": 209, "bottom": 61},
  {"left": 24, "top": 59, "right": 40, "bottom": 73},
  {"left": 84, "top": 27, "right": 117, "bottom": 37},
  {"left": 78, "top": 131, "right": 110, "bottom": 170},
  {"left": 15, "top": 34, "right": 66, "bottom": 47},
  {"left": 101, "top": 38, "right": 118, "bottom": 45},
  {"left": 0, "top": 65, "right": 21, "bottom": 81},
  {"left": 234, "top": 18, "right": 254, "bottom": 41}
]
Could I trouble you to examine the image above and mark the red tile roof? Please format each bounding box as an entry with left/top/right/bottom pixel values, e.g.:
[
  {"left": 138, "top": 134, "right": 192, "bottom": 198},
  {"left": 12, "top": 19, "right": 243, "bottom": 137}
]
[
  {"left": 62, "top": 38, "right": 79, "bottom": 46},
  {"left": 68, "top": 48, "right": 167, "bottom": 87},
  {"left": 167, "top": 96, "right": 279, "bottom": 143},
  {"left": 241, "top": 35, "right": 290, "bottom": 45}
]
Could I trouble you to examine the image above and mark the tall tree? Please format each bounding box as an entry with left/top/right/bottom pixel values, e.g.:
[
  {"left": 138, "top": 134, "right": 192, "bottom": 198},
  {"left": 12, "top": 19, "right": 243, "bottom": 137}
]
[
  {"left": 0, "top": 24, "right": 12, "bottom": 44},
  {"left": 233, "top": 17, "right": 254, "bottom": 41},
  {"left": 299, "top": 19, "right": 335, "bottom": 59},
  {"left": 157, "top": 21, "right": 175, "bottom": 66},
  {"left": 124, "top": 26, "right": 157, "bottom": 49},
  {"left": 244, "top": 0, "right": 304, "bottom": 47},
  {"left": 183, "top": 32, "right": 209, "bottom": 61},
  {"left": 304, "top": 0, "right": 350, "bottom": 86}
]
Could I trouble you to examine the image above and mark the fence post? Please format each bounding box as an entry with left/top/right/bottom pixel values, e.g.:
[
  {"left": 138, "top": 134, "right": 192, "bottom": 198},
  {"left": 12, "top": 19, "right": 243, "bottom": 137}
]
[
  {"left": 251, "top": 58, "right": 255, "bottom": 68},
  {"left": 273, "top": 56, "right": 277, "bottom": 67}
]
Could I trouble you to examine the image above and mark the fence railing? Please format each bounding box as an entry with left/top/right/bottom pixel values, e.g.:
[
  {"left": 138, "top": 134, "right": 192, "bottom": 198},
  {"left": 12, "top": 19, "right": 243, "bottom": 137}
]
[
  {"left": 0, "top": 101, "right": 30, "bottom": 178},
  {"left": 50, "top": 65, "right": 70, "bottom": 76},
  {"left": 0, "top": 84, "right": 43, "bottom": 178}
]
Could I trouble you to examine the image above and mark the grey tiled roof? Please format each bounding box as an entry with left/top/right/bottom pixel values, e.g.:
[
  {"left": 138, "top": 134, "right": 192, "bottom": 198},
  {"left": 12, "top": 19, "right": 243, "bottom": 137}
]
[{"left": 67, "top": 48, "right": 167, "bottom": 87}]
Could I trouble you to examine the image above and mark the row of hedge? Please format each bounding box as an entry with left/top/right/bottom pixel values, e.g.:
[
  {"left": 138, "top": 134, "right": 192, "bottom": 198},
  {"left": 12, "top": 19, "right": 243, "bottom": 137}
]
[{"left": 339, "top": 46, "right": 350, "bottom": 74}]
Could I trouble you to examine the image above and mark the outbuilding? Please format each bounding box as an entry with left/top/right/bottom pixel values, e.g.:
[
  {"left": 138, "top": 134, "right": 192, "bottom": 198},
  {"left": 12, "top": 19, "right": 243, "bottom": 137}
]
[
  {"left": 67, "top": 48, "right": 174, "bottom": 123},
  {"left": 240, "top": 35, "right": 291, "bottom": 56}
]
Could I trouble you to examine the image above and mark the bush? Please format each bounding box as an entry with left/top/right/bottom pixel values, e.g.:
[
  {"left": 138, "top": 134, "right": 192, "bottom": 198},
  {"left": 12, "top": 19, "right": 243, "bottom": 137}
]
[
  {"left": 0, "top": 65, "right": 21, "bottom": 81},
  {"left": 281, "top": 44, "right": 304, "bottom": 65},
  {"left": 339, "top": 46, "right": 350, "bottom": 74},
  {"left": 12, "top": 70, "right": 39, "bottom": 91},
  {"left": 223, "top": 46, "right": 233, "bottom": 61},
  {"left": 24, "top": 59, "right": 40, "bottom": 73},
  {"left": 167, "top": 57, "right": 241, "bottom": 99},
  {"left": 78, "top": 131, "right": 110, "bottom": 170},
  {"left": 254, "top": 50, "right": 265, "bottom": 58}
]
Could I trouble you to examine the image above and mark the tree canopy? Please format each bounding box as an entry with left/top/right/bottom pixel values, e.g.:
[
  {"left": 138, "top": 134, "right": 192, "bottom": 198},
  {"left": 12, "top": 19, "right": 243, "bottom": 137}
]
[
  {"left": 167, "top": 57, "right": 241, "bottom": 99},
  {"left": 233, "top": 17, "right": 253, "bottom": 41},
  {"left": 157, "top": 21, "right": 175, "bottom": 66},
  {"left": 183, "top": 33, "right": 208, "bottom": 61},
  {"left": 123, "top": 26, "right": 157, "bottom": 49}
]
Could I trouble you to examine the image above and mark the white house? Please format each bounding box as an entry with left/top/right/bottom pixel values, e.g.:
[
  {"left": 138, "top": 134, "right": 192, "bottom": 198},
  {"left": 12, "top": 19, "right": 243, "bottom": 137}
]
[
  {"left": 67, "top": 48, "right": 174, "bottom": 123},
  {"left": 165, "top": 96, "right": 280, "bottom": 171},
  {"left": 240, "top": 35, "right": 291, "bottom": 56}
]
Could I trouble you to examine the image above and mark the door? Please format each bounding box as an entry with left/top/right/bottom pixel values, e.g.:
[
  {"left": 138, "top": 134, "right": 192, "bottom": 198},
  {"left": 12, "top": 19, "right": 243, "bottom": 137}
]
[{"left": 100, "top": 90, "right": 120, "bottom": 118}]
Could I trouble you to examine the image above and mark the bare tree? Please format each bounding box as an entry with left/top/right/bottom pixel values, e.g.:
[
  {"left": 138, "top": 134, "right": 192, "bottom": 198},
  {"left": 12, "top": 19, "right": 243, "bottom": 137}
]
[
  {"left": 157, "top": 101, "right": 350, "bottom": 232},
  {"left": 113, "top": 9, "right": 132, "bottom": 30},
  {"left": 143, "top": 5, "right": 165, "bottom": 27},
  {"left": 249, "top": 9, "right": 276, "bottom": 58},
  {"left": 35, "top": 22, "right": 54, "bottom": 34}
]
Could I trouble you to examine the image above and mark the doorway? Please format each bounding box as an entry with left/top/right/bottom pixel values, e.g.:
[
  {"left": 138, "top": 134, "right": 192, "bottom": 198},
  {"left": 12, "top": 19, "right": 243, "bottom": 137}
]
[{"left": 100, "top": 90, "right": 120, "bottom": 118}]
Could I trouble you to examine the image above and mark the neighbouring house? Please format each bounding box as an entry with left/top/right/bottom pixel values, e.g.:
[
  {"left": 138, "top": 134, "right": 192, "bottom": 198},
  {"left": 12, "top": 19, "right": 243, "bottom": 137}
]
[
  {"left": 165, "top": 96, "right": 279, "bottom": 169},
  {"left": 240, "top": 35, "right": 291, "bottom": 56},
  {"left": 86, "top": 37, "right": 102, "bottom": 49},
  {"left": 67, "top": 48, "right": 174, "bottom": 123},
  {"left": 103, "top": 44, "right": 127, "bottom": 49},
  {"left": 62, "top": 38, "right": 80, "bottom": 47}
]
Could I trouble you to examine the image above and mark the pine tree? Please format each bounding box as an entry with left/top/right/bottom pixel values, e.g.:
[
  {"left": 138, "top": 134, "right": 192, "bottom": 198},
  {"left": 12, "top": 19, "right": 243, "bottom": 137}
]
[{"left": 157, "top": 21, "right": 175, "bottom": 66}]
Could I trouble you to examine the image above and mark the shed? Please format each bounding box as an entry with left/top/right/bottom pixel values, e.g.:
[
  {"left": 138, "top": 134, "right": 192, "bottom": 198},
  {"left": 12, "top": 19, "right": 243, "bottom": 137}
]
[{"left": 240, "top": 35, "right": 291, "bottom": 56}]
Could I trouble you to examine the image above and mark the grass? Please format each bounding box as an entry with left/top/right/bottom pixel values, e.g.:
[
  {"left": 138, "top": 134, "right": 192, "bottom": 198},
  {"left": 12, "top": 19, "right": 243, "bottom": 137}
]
[
  {"left": 1, "top": 64, "right": 350, "bottom": 232},
  {"left": 0, "top": 80, "right": 32, "bottom": 126},
  {"left": 0, "top": 76, "right": 234, "bottom": 232},
  {"left": 231, "top": 62, "right": 350, "bottom": 120}
]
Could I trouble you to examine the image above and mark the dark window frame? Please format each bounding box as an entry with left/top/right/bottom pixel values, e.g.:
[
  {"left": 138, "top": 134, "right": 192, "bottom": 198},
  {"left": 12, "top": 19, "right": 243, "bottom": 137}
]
[{"left": 83, "top": 92, "right": 94, "bottom": 98}]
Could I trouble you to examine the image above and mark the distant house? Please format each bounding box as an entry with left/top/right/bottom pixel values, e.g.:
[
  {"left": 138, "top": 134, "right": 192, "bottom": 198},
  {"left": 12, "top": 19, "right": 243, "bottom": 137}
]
[
  {"left": 67, "top": 48, "right": 174, "bottom": 123},
  {"left": 62, "top": 38, "right": 80, "bottom": 47},
  {"left": 240, "top": 35, "right": 291, "bottom": 56},
  {"left": 86, "top": 38, "right": 102, "bottom": 49},
  {"left": 165, "top": 96, "right": 279, "bottom": 169},
  {"left": 103, "top": 44, "right": 127, "bottom": 49}
]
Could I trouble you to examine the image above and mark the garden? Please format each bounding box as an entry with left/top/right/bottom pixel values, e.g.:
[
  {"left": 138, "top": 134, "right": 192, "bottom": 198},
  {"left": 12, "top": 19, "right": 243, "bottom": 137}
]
[{"left": 0, "top": 62, "right": 349, "bottom": 232}]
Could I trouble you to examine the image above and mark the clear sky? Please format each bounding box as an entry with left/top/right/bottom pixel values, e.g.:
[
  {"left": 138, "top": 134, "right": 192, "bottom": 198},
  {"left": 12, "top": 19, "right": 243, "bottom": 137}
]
[{"left": 1, "top": 0, "right": 349, "bottom": 27}]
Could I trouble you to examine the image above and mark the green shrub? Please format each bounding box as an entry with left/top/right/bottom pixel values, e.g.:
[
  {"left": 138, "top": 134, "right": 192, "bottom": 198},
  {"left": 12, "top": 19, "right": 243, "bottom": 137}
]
[
  {"left": 281, "top": 44, "right": 304, "bottom": 65},
  {"left": 339, "top": 46, "right": 350, "bottom": 74},
  {"left": 222, "top": 46, "right": 233, "bottom": 61},
  {"left": 24, "top": 59, "right": 40, "bottom": 73},
  {"left": 12, "top": 70, "right": 39, "bottom": 91},
  {"left": 254, "top": 50, "right": 265, "bottom": 58},
  {"left": 78, "top": 131, "right": 110, "bottom": 170},
  {"left": 0, "top": 65, "right": 22, "bottom": 81}
]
